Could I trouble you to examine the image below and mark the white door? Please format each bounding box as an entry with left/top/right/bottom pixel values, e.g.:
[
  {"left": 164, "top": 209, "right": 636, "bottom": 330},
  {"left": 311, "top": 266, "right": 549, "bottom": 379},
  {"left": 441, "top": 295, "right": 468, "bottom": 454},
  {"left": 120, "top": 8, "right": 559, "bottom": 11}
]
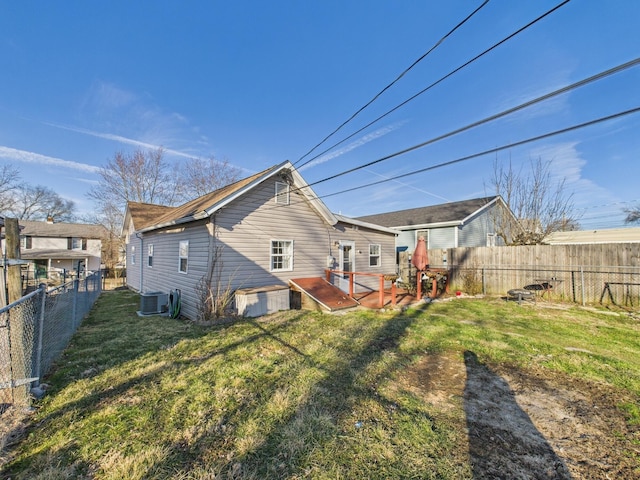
[{"left": 338, "top": 241, "right": 355, "bottom": 292}]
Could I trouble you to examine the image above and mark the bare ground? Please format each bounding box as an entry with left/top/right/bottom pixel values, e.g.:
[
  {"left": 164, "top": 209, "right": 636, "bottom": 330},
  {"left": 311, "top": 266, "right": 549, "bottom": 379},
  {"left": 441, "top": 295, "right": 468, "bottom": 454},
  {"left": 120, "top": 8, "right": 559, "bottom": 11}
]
[{"left": 401, "top": 350, "right": 640, "bottom": 479}]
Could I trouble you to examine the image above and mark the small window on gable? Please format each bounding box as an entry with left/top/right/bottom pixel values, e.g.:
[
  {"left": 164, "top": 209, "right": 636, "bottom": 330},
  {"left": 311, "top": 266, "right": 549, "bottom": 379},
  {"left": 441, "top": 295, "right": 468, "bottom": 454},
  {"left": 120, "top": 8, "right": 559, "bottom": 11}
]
[
  {"left": 148, "top": 244, "right": 154, "bottom": 267},
  {"left": 487, "top": 233, "right": 497, "bottom": 247},
  {"left": 179, "top": 240, "right": 189, "bottom": 273},
  {"left": 369, "top": 244, "right": 381, "bottom": 267},
  {"left": 275, "top": 181, "right": 290, "bottom": 205}
]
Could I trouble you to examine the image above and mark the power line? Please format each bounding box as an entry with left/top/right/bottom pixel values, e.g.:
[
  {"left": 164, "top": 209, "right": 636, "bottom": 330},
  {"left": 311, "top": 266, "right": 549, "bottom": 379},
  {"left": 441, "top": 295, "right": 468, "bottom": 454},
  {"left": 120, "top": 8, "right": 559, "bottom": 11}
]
[
  {"left": 293, "top": 0, "right": 491, "bottom": 167},
  {"left": 304, "top": 57, "right": 640, "bottom": 187},
  {"left": 296, "top": 0, "right": 572, "bottom": 170},
  {"left": 315, "top": 106, "right": 640, "bottom": 200}
]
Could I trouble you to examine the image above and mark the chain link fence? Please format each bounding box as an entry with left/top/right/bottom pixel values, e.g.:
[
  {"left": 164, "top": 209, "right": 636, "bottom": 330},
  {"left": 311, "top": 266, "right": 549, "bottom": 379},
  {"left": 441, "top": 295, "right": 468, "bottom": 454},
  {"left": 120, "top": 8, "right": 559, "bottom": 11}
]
[{"left": 0, "top": 272, "right": 102, "bottom": 410}]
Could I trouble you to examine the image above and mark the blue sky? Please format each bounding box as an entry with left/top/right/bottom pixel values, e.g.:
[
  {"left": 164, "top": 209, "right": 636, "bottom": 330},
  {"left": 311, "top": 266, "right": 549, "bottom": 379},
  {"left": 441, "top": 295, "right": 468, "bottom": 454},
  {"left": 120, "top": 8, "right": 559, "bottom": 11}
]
[{"left": 1, "top": 0, "right": 639, "bottom": 229}]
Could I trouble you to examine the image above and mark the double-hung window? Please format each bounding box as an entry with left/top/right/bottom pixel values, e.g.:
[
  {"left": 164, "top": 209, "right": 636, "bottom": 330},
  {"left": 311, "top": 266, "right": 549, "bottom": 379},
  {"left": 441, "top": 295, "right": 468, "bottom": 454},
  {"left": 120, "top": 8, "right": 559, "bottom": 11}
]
[
  {"left": 369, "top": 244, "right": 381, "bottom": 267},
  {"left": 148, "top": 244, "right": 154, "bottom": 267},
  {"left": 179, "top": 240, "right": 189, "bottom": 273},
  {"left": 131, "top": 245, "right": 136, "bottom": 265},
  {"left": 270, "top": 240, "right": 293, "bottom": 271}
]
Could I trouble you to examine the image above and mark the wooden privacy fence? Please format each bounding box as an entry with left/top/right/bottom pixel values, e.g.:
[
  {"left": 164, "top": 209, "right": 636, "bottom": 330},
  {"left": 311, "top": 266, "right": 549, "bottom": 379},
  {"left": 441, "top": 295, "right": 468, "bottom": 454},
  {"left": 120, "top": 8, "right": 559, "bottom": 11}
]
[{"left": 417, "top": 243, "right": 640, "bottom": 305}]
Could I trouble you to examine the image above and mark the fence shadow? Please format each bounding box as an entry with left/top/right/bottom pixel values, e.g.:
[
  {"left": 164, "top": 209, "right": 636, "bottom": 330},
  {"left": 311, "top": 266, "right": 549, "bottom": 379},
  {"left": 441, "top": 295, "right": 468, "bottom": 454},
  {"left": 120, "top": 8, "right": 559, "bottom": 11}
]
[{"left": 463, "top": 351, "right": 571, "bottom": 479}]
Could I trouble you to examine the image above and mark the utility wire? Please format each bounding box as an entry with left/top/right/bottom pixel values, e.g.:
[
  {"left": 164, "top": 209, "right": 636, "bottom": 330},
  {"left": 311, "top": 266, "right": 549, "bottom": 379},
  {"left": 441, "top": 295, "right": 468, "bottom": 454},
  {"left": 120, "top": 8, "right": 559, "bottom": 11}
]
[
  {"left": 296, "top": 0, "right": 572, "bottom": 171},
  {"left": 306, "top": 56, "right": 640, "bottom": 188},
  {"left": 293, "top": 0, "right": 491, "bottom": 166},
  {"left": 314, "top": 106, "right": 640, "bottom": 199}
]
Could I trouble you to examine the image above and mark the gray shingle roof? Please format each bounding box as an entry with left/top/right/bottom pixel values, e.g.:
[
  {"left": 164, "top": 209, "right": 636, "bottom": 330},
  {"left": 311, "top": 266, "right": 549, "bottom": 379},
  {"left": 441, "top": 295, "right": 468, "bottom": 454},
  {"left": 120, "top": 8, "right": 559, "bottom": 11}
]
[
  {"left": 19, "top": 220, "right": 107, "bottom": 239},
  {"left": 355, "top": 196, "right": 498, "bottom": 228}
]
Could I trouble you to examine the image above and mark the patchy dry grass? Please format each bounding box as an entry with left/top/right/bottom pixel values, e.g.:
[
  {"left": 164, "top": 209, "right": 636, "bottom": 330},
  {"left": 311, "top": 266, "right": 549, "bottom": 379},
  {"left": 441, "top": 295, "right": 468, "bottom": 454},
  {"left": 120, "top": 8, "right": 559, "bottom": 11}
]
[{"left": 1, "top": 290, "right": 639, "bottom": 479}]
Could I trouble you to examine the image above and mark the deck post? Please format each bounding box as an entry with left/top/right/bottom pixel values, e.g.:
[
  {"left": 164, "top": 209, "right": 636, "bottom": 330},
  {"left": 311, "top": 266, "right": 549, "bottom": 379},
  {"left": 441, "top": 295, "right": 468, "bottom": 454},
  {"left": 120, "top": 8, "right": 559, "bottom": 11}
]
[
  {"left": 349, "top": 273, "right": 354, "bottom": 298},
  {"left": 391, "top": 279, "right": 397, "bottom": 307},
  {"left": 379, "top": 275, "right": 384, "bottom": 308},
  {"left": 416, "top": 270, "right": 422, "bottom": 299}
]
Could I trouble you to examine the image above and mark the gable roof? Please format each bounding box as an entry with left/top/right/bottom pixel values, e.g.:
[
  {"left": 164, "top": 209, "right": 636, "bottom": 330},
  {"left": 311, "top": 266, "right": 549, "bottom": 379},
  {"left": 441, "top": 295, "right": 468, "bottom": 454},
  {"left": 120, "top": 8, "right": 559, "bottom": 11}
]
[
  {"left": 18, "top": 220, "right": 107, "bottom": 239},
  {"left": 127, "top": 161, "right": 337, "bottom": 234},
  {"left": 125, "top": 202, "right": 175, "bottom": 231},
  {"left": 355, "top": 196, "right": 500, "bottom": 229}
]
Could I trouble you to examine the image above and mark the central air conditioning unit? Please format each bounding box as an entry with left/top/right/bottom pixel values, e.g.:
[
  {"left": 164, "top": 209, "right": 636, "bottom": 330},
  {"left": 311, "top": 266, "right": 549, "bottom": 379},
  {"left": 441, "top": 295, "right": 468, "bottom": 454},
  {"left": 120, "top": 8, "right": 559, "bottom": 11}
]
[{"left": 140, "top": 292, "right": 169, "bottom": 315}]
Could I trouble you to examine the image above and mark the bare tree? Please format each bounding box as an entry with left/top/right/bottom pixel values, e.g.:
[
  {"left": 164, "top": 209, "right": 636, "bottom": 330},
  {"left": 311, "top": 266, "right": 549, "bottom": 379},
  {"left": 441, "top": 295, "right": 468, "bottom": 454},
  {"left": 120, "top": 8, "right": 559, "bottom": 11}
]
[
  {"left": 86, "top": 148, "right": 241, "bottom": 272},
  {"left": 177, "top": 156, "right": 242, "bottom": 201},
  {"left": 88, "top": 148, "right": 180, "bottom": 210},
  {"left": 0, "top": 164, "right": 20, "bottom": 214},
  {"left": 490, "top": 157, "right": 579, "bottom": 245},
  {"left": 623, "top": 205, "right": 640, "bottom": 224},
  {"left": 7, "top": 184, "right": 76, "bottom": 221}
]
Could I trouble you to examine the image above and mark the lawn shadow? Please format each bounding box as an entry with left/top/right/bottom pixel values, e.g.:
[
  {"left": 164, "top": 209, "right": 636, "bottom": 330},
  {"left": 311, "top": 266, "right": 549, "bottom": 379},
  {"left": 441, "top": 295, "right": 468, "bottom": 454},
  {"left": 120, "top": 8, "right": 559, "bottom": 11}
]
[{"left": 463, "top": 351, "right": 571, "bottom": 479}]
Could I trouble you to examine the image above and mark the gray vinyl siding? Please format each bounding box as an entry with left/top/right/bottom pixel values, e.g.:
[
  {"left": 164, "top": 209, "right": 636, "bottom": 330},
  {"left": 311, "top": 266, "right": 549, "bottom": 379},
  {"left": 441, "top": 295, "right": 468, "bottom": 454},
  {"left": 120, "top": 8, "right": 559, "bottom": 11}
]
[
  {"left": 458, "top": 208, "right": 495, "bottom": 247},
  {"left": 331, "top": 221, "right": 397, "bottom": 292},
  {"left": 135, "top": 220, "right": 211, "bottom": 321},
  {"left": 127, "top": 235, "right": 143, "bottom": 292},
  {"left": 428, "top": 227, "right": 456, "bottom": 249},
  {"left": 396, "top": 230, "right": 415, "bottom": 251},
  {"left": 213, "top": 180, "right": 334, "bottom": 292}
]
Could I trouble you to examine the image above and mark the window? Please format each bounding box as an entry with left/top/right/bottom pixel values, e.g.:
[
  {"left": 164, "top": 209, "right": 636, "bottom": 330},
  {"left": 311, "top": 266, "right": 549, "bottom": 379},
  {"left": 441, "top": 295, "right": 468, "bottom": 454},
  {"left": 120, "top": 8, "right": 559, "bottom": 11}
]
[
  {"left": 369, "top": 244, "right": 381, "bottom": 267},
  {"left": 20, "top": 236, "right": 32, "bottom": 249},
  {"left": 131, "top": 245, "right": 136, "bottom": 265},
  {"left": 179, "top": 240, "right": 189, "bottom": 273},
  {"left": 68, "top": 237, "right": 87, "bottom": 250},
  {"left": 487, "top": 233, "right": 497, "bottom": 247},
  {"left": 416, "top": 230, "right": 429, "bottom": 246},
  {"left": 270, "top": 240, "right": 293, "bottom": 271},
  {"left": 275, "top": 181, "right": 290, "bottom": 205},
  {"left": 148, "top": 244, "right": 154, "bottom": 267}
]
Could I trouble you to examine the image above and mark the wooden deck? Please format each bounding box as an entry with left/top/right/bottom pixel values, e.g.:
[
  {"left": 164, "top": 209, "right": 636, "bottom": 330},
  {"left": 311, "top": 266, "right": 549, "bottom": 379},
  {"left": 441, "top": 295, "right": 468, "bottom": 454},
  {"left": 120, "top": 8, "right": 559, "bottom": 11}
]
[{"left": 290, "top": 277, "right": 419, "bottom": 311}]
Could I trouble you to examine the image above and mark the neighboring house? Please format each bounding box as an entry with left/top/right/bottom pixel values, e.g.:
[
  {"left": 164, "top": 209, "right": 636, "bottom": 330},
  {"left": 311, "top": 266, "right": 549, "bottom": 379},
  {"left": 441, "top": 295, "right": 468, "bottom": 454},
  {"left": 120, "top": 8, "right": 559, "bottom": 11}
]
[
  {"left": 544, "top": 227, "right": 640, "bottom": 245},
  {"left": 17, "top": 219, "right": 107, "bottom": 277},
  {"left": 123, "top": 161, "right": 397, "bottom": 320},
  {"left": 356, "top": 196, "right": 514, "bottom": 254}
]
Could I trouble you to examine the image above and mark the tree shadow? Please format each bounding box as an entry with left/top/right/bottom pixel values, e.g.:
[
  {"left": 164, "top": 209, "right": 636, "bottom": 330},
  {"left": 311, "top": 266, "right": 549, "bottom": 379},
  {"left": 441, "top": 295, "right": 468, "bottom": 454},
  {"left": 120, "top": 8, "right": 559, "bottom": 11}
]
[{"left": 463, "top": 351, "right": 571, "bottom": 479}]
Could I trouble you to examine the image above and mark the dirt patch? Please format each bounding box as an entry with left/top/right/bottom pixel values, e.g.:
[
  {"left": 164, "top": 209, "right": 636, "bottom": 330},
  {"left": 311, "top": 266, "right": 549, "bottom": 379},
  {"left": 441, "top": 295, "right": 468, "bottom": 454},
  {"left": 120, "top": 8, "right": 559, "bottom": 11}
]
[{"left": 401, "top": 351, "right": 640, "bottom": 479}]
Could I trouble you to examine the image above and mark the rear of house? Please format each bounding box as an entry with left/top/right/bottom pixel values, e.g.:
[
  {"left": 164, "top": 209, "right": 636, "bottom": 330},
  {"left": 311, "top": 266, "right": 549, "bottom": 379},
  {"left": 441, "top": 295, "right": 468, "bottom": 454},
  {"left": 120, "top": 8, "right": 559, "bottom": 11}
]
[{"left": 124, "top": 161, "right": 397, "bottom": 320}]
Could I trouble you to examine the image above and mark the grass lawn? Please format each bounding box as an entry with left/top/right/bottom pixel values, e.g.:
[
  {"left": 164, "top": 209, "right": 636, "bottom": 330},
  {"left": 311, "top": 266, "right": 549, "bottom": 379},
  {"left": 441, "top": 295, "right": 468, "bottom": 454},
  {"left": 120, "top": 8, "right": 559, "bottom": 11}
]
[{"left": 2, "top": 289, "right": 639, "bottom": 479}]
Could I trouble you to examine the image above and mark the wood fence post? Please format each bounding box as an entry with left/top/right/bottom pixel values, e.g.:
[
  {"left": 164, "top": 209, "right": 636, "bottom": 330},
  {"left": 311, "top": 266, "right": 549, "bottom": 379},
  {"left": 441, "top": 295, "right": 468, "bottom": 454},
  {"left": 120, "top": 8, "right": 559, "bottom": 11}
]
[{"left": 5, "top": 218, "right": 22, "bottom": 304}]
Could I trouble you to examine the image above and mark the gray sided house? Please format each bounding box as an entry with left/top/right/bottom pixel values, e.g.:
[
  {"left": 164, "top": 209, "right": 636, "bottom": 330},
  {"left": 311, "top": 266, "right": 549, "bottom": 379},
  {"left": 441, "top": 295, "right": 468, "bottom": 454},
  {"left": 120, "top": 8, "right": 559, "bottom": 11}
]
[
  {"left": 17, "top": 219, "right": 106, "bottom": 276},
  {"left": 123, "top": 161, "right": 397, "bottom": 320},
  {"left": 356, "top": 196, "right": 512, "bottom": 255}
]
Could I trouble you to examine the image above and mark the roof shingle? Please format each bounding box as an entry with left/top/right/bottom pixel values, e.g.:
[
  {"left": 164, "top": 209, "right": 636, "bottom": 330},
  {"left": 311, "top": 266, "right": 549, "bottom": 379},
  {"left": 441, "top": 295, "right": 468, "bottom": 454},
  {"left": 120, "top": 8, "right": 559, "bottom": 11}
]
[{"left": 356, "top": 196, "right": 497, "bottom": 228}]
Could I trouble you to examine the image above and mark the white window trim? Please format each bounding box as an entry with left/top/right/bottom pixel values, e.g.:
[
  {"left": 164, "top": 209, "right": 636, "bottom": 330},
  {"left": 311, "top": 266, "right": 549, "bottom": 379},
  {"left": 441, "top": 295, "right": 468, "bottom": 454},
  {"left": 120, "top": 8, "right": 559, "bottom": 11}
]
[
  {"left": 369, "top": 243, "right": 381, "bottom": 268},
  {"left": 275, "top": 181, "right": 290, "bottom": 205},
  {"left": 131, "top": 245, "right": 136, "bottom": 265},
  {"left": 178, "top": 240, "right": 189, "bottom": 274},
  {"left": 487, "top": 233, "right": 497, "bottom": 247},
  {"left": 148, "top": 244, "right": 154, "bottom": 267},
  {"left": 270, "top": 239, "right": 294, "bottom": 272}
]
